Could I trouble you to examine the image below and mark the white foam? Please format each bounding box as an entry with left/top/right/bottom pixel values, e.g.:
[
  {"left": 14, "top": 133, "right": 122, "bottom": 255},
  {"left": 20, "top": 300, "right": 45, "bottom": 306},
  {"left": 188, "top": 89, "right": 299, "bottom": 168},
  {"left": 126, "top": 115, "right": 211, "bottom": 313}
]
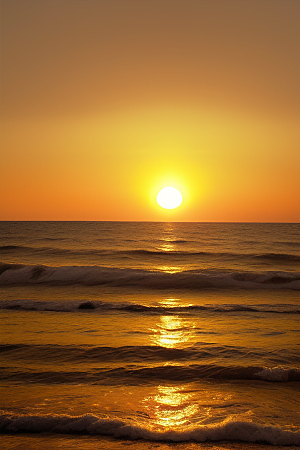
[
  {"left": 255, "top": 367, "right": 292, "bottom": 382},
  {"left": 0, "top": 414, "right": 299, "bottom": 445}
]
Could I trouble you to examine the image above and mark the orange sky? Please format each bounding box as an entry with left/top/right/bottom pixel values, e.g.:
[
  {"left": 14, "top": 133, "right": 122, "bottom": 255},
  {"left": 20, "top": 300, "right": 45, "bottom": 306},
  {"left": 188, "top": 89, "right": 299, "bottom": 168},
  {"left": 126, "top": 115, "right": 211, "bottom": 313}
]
[{"left": 1, "top": 0, "right": 299, "bottom": 221}]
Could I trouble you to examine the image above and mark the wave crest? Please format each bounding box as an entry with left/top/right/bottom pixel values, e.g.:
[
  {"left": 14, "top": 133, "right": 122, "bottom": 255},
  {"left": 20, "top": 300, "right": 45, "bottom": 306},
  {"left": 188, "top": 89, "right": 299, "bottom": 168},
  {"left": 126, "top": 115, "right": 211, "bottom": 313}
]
[
  {"left": 1, "top": 245, "right": 299, "bottom": 263},
  {"left": 1, "top": 363, "right": 299, "bottom": 383},
  {"left": 0, "top": 263, "right": 299, "bottom": 290},
  {"left": 1, "top": 298, "right": 299, "bottom": 315},
  {"left": 0, "top": 414, "right": 299, "bottom": 445}
]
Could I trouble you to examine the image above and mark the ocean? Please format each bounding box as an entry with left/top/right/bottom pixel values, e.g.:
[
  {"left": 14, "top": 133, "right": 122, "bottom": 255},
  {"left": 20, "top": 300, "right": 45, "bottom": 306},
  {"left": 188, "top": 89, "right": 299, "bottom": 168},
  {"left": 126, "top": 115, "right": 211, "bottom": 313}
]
[{"left": 0, "top": 221, "right": 299, "bottom": 450}]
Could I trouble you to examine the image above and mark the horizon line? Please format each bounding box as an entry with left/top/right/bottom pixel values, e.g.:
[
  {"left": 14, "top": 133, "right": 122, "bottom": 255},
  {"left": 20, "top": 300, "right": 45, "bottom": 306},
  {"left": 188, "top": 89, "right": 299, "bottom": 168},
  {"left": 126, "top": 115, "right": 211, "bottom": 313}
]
[{"left": 0, "top": 220, "right": 299, "bottom": 224}]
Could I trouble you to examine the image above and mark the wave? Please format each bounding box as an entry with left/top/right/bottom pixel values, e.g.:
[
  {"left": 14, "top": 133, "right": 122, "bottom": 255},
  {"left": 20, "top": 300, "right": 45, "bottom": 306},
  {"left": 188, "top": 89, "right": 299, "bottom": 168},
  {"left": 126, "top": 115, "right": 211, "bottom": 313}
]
[
  {"left": 0, "top": 414, "right": 299, "bottom": 445},
  {"left": 1, "top": 245, "right": 299, "bottom": 263},
  {"left": 255, "top": 367, "right": 300, "bottom": 382},
  {"left": 1, "top": 298, "right": 299, "bottom": 315},
  {"left": 159, "top": 239, "right": 189, "bottom": 244},
  {"left": 1, "top": 344, "right": 298, "bottom": 367},
  {"left": 276, "top": 241, "right": 300, "bottom": 248},
  {"left": 1, "top": 363, "right": 299, "bottom": 384},
  {"left": 0, "top": 263, "right": 299, "bottom": 290},
  {"left": 254, "top": 252, "right": 300, "bottom": 262},
  {"left": 128, "top": 250, "right": 300, "bottom": 263}
]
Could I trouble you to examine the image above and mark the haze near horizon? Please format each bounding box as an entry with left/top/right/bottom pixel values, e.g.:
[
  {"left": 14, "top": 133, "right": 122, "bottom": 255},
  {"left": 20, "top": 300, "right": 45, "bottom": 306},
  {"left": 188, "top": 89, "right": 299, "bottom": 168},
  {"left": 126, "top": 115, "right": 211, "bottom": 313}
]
[{"left": 1, "top": 0, "right": 299, "bottom": 222}]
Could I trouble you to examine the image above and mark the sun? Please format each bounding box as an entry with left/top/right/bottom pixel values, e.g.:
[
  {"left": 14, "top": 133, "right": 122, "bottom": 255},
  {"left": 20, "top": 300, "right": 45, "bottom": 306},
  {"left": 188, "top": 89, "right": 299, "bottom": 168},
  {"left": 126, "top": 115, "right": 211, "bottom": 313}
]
[{"left": 156, "top": 187, "right": 182, "bottom": 209}]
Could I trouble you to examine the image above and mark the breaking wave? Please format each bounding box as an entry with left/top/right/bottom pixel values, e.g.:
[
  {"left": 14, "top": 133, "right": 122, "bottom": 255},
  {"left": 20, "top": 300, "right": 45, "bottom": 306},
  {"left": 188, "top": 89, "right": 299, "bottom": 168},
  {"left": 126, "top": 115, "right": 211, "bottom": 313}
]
[
  {"left": 0, "top": 263, "right": 299, "bottom": 290},
  {"left": 0, "top": 414, "right": 299, "bottom": 445}
]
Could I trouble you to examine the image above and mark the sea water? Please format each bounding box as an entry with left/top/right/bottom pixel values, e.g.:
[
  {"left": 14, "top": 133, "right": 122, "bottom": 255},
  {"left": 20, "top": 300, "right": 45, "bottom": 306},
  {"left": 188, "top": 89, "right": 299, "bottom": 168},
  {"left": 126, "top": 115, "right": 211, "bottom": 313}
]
[{"left": 0, "top": 222, "right": 299, "bottom": 449}]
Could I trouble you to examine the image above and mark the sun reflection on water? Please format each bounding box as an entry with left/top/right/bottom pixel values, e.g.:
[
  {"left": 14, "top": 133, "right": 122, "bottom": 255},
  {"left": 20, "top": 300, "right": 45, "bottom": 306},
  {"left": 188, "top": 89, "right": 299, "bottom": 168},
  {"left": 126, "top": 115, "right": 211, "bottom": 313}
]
[
  {"left": 158, "top": 222, "right": 178, "bottom": 253},
  {"left": 151, "top": 298, "right": 196, "bottom": 348},
  {"left": 143, "top": 385, "right": 198, "bottom": 430},
  {"left": 156, "top": 222, "right": 187, "bottom": 272},
  {"left": 157, "top": 265, "right": 182, "bottom": 273},
  {"left": 143, "top": 298, "right": 200, "bottom": 429},
  {"left": 159, "top": 241, "right": 175, "bottom": 252},
  {"left": 152, "top": 315, "right": 192, "bottom": 348}
]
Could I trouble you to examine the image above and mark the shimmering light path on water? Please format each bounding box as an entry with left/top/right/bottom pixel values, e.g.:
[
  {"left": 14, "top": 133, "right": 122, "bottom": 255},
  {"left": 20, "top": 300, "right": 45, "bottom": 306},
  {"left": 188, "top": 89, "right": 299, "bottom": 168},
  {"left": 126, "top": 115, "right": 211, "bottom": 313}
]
[{"left": 0, "top": 222, "right": 299, "bottom": 447}]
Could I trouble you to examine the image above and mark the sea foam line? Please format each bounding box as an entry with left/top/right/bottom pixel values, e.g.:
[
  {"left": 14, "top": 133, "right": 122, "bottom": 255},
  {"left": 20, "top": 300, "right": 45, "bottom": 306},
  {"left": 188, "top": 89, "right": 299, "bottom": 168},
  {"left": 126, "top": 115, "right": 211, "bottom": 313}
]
[{"left": 0, "top": 414, "right": 299, "bottom": 445}]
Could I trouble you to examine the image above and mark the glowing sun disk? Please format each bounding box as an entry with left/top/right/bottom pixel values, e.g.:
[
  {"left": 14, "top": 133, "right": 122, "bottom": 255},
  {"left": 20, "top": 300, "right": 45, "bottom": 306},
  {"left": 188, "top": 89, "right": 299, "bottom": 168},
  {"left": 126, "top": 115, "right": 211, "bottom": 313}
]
[{"left": 156, "top": 187, "right": 182, "bottom": 209}]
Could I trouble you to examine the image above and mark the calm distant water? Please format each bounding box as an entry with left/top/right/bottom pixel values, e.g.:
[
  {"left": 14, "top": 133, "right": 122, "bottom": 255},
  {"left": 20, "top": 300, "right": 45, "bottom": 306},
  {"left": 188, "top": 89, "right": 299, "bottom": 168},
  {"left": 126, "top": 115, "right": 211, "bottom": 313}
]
[{"left": 0, "top": 222, "right": 299, "bottom": 448}]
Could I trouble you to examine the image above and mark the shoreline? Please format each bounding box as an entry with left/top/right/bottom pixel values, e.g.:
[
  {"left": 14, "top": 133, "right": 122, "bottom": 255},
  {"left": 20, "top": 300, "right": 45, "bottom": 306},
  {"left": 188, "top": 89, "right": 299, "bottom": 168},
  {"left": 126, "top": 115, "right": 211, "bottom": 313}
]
[{"left": 1, "top": 434, "right": 300, "bottom": 450}]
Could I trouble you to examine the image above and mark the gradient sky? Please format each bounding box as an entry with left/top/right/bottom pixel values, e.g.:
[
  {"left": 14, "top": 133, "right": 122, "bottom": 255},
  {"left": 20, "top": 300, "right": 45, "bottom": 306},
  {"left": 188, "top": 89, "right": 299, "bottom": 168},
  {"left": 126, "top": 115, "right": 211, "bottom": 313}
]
[{"left": 1, "top": 0, "right": 299, "bottom": 221}]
